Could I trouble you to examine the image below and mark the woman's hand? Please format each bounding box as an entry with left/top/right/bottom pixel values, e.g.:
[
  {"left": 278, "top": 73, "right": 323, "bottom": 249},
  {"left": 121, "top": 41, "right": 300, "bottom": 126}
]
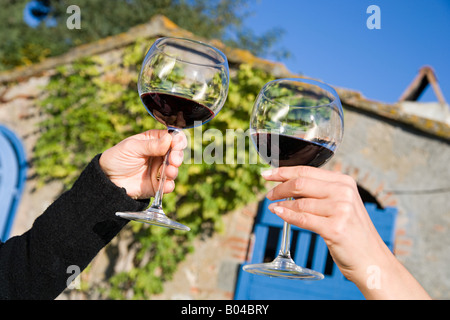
[
  {"left": 262, "top": 166, "right": 430, "bottom": 299},
  {"left": 99, "top": 130, "right": 187, "bottom": 200}
]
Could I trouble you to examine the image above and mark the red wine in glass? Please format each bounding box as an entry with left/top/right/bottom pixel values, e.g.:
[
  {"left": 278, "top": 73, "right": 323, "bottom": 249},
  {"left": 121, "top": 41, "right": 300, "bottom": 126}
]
[
  {"left": 251, "top": 132, "right": 334, "bottom": 168},
  {"left": 140, "top": 93, "right": 215, "bottom": 129}
]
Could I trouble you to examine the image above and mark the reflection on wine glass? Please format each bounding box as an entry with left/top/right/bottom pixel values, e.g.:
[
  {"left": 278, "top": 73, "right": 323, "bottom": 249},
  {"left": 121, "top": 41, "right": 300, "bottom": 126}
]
[
  {"left": 116, "top": 37, "right": 229, "bottom": 231},
  {"left": 244, "top": 78, "right": 344, "bottom": 279}
]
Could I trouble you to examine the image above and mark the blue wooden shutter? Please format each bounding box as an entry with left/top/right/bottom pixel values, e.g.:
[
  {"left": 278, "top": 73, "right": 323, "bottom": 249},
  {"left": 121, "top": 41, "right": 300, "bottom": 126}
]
[
  {"left": 0, "top": 125, "right": 27, "bottom": 241},
  {"left": 234, "top": 198, "right": 397, "bottom": 300}
]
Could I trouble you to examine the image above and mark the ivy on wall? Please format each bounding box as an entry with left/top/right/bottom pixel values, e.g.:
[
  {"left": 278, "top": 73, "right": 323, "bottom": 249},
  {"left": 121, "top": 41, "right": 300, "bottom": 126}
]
[{"left": 35, "top": 39, "right": 274, "bottom": 299}]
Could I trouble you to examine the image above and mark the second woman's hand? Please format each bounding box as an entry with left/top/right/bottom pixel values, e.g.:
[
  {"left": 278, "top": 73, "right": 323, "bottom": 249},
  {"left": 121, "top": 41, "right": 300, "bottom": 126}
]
[{"left": 261, "top": 166, "right": 430, "bottom": 300}]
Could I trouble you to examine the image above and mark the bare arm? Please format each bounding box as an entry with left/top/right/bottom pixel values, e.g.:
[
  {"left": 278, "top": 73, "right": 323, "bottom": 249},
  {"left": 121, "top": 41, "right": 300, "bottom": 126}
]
[{"left": 262, "top": 166, "right": 431, "bottom": 300}]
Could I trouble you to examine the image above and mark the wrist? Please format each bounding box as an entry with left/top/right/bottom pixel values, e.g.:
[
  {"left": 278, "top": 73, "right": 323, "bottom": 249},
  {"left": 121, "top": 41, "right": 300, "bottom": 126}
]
[
  {"left": 98, "top": 152, "right": 123, "bottom": 191},
  {"left": 351, "top": 252, "right": 430, "bottom": 300},
  {"left": 98, "top": 153, "right": 110, "bottom": 178}
]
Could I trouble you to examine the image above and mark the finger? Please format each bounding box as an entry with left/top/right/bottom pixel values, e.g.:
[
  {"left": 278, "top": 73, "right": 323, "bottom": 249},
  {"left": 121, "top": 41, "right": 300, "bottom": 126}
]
[
  {"left": 270, "top": 205, "right": 327, "bottom": 235},
  {"left": 152, "top": 159, "right": 178, "bottom": 184},
  {"left": 168, "top": 150, "right": 184, "bottom": 167},
  {"left": 261, "top": 166, "right": 343, "bottom": 183},
  {"left": 143, "top": 177, "right": 175, "bottom": 196},
  {"left": 268, "top": 198, "right": 333, "bottom": 217},
  {"left": 149, "top": 156, "right": 164, "bottom": 191},
  {"left": 154, "top": 167, "right": 176, "bottom": 193},
  {"left": 144, "top": 157, "right": 178, "bottom": 194},
  {"left": 164, "top": 165, "right": 179, "bottom": 181},
  {"left": 127, "top": 130, "right": 186, "bottom": 153},
  {"left": 267, "top": 176, "right": 332, "bottom": 201},
  {"left": 133, "top": 133, "right": 172, "bottom": 157},
  {"left": 171, "top": 131, "right": 187, "bottom": 151},
  {"left": 163, "top": 180, "right": 175, "bottom": 194},
  {"left": 129, "top": 129, "right": 170, "bottom": 141}
]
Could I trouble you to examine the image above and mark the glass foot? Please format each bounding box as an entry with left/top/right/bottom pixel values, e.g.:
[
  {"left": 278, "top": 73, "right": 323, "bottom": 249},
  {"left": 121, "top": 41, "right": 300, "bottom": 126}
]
[
  {"left": 243, "top": 256, "right": 324, "bottom": 280},
  {"left": 116, "top": 208, "right": 190, "bottom": 231}
]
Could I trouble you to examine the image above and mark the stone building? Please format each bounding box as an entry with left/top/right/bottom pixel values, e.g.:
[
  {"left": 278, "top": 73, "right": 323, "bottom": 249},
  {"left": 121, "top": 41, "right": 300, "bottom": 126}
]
[{"left": 0, "top": 15, "right": 449, "bottom": 299}]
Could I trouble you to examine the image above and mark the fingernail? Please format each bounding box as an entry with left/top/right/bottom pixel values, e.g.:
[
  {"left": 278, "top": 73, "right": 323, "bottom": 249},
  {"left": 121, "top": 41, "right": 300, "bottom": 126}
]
[
  {"left": 261, "top": 169, "right": 272, "bottom": 178},
  {"left": 273, "top": 206, "right": 284, "bottom": 215},
  {"left": 266, "top": 189, "right": 273, "bottom": 199}
]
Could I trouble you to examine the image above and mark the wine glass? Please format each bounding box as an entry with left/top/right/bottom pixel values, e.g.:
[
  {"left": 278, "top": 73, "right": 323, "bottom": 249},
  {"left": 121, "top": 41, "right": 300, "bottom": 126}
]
[
  {"left": 116, "top": 37, "right": 229, "bottom": 231},
  {"left": 244, "top": 78, "right": 344, "bottom": 279}
]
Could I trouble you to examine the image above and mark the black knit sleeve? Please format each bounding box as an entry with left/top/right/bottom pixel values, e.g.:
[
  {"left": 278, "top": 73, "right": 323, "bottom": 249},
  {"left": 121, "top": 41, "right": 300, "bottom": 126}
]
[{"left": 0, "top": 154, "right": 148, "bottom": 299}]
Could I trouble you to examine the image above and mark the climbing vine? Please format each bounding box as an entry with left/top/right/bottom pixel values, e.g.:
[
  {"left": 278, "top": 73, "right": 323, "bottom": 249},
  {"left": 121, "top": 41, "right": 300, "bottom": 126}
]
[{"left": 35, "top": 39, "right": 274, "bottom": 299}]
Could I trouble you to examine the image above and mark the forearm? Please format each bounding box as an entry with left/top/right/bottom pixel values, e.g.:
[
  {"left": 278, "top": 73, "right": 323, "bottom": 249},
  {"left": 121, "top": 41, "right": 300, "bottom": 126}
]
[
  {"left": 351, "top": 252, "right": 431, "bottom": 300},
  {"left": 0, "top": 154, "right": 147, "bottom": 299}
]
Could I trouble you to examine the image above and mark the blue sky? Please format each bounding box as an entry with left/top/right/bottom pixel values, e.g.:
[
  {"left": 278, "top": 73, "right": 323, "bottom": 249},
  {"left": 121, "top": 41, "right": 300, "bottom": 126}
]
[{"left": 243, "top": 0, "right": 450, "bottom": 104}]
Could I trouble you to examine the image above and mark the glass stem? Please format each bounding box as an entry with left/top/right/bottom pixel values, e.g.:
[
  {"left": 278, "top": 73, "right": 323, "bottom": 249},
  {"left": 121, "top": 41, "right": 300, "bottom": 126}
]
[
  {"left": 149, "top": 129, "right": 178, "bottom": 212},
  {"left": 149, "top": 150, "right": 170, "bottom": 211},
  {"left": 278, "top": 197, "right": 294, "bottom": 259},
  {"left": 278, "top": 221, "right": 292, "bottom": 259}
]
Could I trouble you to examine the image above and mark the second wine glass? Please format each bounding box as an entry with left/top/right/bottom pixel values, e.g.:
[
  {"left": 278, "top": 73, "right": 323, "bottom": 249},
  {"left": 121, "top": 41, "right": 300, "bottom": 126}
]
[
  {"left": 244, "top": 78, "right": 344, "bottom": 279},
  {"left": 116, "top": 37, "right": 229, "bottom": 231}
]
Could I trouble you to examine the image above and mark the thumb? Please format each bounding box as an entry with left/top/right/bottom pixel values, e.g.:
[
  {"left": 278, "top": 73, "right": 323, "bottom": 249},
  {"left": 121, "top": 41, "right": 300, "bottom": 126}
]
[{"left": 135, "top": 133, "right": 172, "bottom": 157}]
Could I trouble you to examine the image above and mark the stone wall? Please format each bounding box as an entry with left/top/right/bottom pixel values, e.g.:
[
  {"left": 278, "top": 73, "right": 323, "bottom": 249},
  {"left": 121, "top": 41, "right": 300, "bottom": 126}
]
[
  {"left": 334, "top": 105, "right": 450, "bottom": 299},
  {"left": 0, "top": 74, "right": 62, "bottom": 235}
]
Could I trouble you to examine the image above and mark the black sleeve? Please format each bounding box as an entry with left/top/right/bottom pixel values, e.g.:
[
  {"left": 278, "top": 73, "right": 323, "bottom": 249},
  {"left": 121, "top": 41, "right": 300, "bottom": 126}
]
[{"left": 0, "top": 154, "right": 148, "bottom": 300}]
